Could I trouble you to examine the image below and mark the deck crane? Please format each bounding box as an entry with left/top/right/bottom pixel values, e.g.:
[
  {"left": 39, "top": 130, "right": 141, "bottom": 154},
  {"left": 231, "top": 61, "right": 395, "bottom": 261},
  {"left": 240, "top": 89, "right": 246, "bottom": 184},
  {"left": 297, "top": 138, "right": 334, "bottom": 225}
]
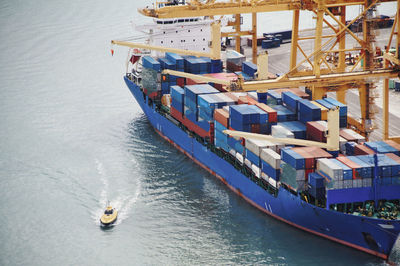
[{"left": 113, "top": 0, "right": 400, "bottom": 142}]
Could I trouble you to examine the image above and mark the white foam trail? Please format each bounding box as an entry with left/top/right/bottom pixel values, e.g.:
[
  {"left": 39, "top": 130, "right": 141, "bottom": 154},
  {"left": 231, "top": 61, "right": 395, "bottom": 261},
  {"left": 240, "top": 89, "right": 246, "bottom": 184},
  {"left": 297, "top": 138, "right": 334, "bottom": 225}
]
[{"left": 93, "top": 158, "right": 141, "bottom": 226}]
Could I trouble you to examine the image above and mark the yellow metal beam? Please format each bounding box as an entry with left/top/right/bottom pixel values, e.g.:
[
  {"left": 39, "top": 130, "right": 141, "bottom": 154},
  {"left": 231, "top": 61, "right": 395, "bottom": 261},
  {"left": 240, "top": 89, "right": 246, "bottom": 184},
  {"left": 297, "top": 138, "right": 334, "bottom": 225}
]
[
  {"left": 139, "top": 0, "right": 396, "bottom": 18},
  {"left": 241, "top": 69, "right": 399, "bottom": 91}
]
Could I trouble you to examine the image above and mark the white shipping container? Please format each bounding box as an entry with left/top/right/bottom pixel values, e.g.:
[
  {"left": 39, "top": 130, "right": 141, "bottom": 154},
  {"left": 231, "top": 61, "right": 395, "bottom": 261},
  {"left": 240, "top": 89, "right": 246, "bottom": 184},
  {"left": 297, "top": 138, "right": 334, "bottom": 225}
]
[
  {"left": 269, "top": 177, "right": 277, "bottom": 188},
  {"left": 231, "top": 92, "right": 248, "bottom": 98},
  {"left": 260, "top": 148, "right": 281, "bottom": 169},
  {"left": 271, "top": 125, "right": 294, "bottom": 138},
  {"left": 244, "top": 158, "right": 252, "bottom": 168},
  {"left": 229, "top": 149, "right": 236, "bottom": 157},
  {"left": 342, "top": 128, "right": 366, "bottom": 143},
  {"left": 316, "top": 120, "right": 328, "bottom": 129},
  {"left": 317, "top": 158, "right": 343, "bottom": 180},
  {"left": 261, "top": 172, "right": 269, "bottom": 182},
  {"left": 245, "top": 138, "right": 275, "bottom": 156},
  {"left": 339, "top": 136, "right": 347, "bottom": 154},
  {"left": 251, "top": 164, "right": 261, "bottom": 178},
  {"left": 223, "top": 105, "right": 230, "bottom": 112},
  {"left": 236, "top": 152, "right": 244, "bottom": 164},
  {"left": 248, "top": 91, "right": 258, "bottom": 101}
]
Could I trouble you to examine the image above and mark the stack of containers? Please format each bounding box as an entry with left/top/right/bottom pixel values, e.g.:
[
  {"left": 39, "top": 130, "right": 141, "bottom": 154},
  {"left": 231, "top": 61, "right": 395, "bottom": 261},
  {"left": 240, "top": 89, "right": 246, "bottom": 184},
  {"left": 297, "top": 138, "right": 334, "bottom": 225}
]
[
  {"left": 183, "top": 84, "right": 219, "bottom": 138},
  {"left": 306, "top": 121, "right": 327, "bottom": 143},
  {"left": 280, "top": 148, "right": 306, "bottom": 191},
  {"left": 271, "top": 125, "right": 294, "bottom": 138},
  {"left": 354, "top": 144, "right": 375, "bottom": 155},
  {"left": 256, "top": 103, "right": 277, "bottom": 123},
  {"left": 364, "top": 141, "right": 400, "bottom": 156},
  {"left": 310, "top": 101, "right": 328, "bottom": 120},
  {"left": 229, "top": 104, "right": 269, "bottom": 134},
  {"left": 141, "top": 56, "right": 161, "bottom": 98},
  {"left": 158, "top": 57, "right": 177, "bottom": 95},
  {"left": 245, "top": 139, "right": 277, "bottom": 178},
  {"left": 214, "top": 118, "right": 230, "bottom": 152},
  {"left": 260, "top": 148, "right": 281, "bottom": 187},
  {"left": 348, "top": 156, "right": 374, "bottom": 179},
  {"left": 257, "top": 92, "right": 268, "bottom": 104},
  {"left": 197, "top": 93, "right": 236, "bottom": 131},
  {"left": 282, "top": 91, "right": 301, "bottom": 114},
  {"left": 279, "top": 121, "right": 306, "bottom": 139},
  {"left": 316, "top": 158, "right": 343, "bottom": 189},
  {"left": 292, "top": 147, "right": 333, "bottom": 179},
  {"left": 308, "top": 172, "right": 326, "bottom": 199},
  {"left": 184, "top": 57, "right": 202, "bottom": 74},
  {"left": 242, "top": 61, "right": 257, "bottom": 79},
  {"left": 297, "top": 99, "right": 321, "bottom": 123},
  {"left": 267, "top": 91, "right": 282, "bottom": 105},
  {"left": 166, "top": 52, "right": 184, "bottom": 87},
  {"left": 340, "top": 128, "right": 366, "bottom": 143},
  {"left": 316, "top": 98, "right": 348, "bottom": 128},
  {"left": 273, "top": 105, "right": 297, "bottom": 122},
  {"left": 226, "top": 50, "right": 246, "bottom": 72},
  {"left": 331, "top": 159, "right": 353, "bottom": 188},
  {"left": 235, "top": 71, "right": 253, "bottom": 81},
  {"left": 170, "top": 86, "right": 185, "bottom": 120},
  {"left": 345, "top": 142, "right": 357, "bottom": 155},
  {"left": 336, "top": 156, "right": 363, "bottom": 183}
]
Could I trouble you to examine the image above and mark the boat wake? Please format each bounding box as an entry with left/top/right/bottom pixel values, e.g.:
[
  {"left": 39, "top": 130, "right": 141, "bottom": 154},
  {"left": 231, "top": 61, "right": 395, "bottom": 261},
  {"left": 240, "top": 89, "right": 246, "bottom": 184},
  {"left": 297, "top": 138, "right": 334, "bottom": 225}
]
[{"left": 92, "top": 159, "right": 141, "bottom": 226}]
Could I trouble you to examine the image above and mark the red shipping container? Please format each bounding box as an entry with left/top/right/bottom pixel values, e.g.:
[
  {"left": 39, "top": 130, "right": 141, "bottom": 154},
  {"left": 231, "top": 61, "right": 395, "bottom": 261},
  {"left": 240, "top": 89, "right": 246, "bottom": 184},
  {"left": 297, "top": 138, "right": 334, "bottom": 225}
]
[
  {"left": 339, "top": 129, "right": 358, "bottom": 142},
  {"left": 306, "top": 121, "right": 327, "bottom": 142},
  {"left": 354, "top": 144, "right": 375, "bottom": 155},
  {"left": 256, "top": 103, "right": 277, "bottom": 123},
  {"left": 177, "top": 78, "right": 185, "bottom": 87},
  {"left": 305, "top": 169, "right": 314, "bottom": 181},
  {"left": 226, "top": 61, "right": 242, "bottom": 72},
  {"left": 238, "top": 96, "right": 248, "bottom": 105},
  {"left": 246, "top": 96, "right": 259, "bottom": 105},
  {"left": 292, "top": 146, "right": 332, "bottom": 169},
  {"left": 170, "top": 106, "right": 184, "bottom": 122},
  {"left": 214, "top": 109, "right": 229, "bottom": 128},
  {"left": 336, "top": 156, "right": 362, "bottom": 179}
]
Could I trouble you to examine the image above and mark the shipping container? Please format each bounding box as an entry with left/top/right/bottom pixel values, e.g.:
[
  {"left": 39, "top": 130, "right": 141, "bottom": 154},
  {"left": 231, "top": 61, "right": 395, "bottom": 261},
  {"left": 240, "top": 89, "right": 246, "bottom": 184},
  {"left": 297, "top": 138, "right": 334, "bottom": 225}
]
[{"left": 282, "top": 91, "right": 301, "bottom": 112}]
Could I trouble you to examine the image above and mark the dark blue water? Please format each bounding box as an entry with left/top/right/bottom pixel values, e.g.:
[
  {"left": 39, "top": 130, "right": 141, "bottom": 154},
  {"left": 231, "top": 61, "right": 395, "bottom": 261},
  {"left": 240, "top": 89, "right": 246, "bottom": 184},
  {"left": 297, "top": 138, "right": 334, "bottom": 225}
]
[{"left": 0, "top": 1, "right": 398, "bottom": 265}]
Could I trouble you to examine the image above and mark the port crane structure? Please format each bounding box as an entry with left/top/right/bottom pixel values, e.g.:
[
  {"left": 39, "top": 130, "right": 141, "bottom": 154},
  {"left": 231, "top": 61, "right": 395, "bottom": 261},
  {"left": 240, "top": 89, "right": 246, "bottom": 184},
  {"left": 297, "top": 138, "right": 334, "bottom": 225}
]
[{"left": 112, "top": 0, "right": 400, "bottom": 142}]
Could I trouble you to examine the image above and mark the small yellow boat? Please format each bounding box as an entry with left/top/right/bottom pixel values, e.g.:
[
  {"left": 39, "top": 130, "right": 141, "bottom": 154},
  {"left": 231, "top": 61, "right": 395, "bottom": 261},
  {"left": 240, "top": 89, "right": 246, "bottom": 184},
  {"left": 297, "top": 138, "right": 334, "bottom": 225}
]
[{"left": 100, "top": 206, "right": 118, "bottom": 226}]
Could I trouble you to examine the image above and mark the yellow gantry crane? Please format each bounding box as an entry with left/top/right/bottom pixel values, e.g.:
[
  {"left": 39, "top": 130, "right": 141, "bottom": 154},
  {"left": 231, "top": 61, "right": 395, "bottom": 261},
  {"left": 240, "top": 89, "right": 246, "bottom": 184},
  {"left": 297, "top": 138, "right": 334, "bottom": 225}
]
[{"left": 113, "top": 0, "right": 400, "bottom": 142}]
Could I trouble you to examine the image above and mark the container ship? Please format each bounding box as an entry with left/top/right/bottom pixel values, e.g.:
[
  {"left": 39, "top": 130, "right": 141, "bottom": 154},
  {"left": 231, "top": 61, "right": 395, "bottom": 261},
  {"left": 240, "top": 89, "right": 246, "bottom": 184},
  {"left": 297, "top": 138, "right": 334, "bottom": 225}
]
[{"left": 112, "top": 2, "right": 400, "bottom": 260}]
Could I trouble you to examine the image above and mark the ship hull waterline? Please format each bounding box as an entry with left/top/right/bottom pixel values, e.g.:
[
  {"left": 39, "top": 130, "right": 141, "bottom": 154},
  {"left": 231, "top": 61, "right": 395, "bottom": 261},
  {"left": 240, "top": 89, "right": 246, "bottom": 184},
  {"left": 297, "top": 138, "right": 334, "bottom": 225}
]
[{"left": 124, "top": 76, "right": 399, "bottom": 260}]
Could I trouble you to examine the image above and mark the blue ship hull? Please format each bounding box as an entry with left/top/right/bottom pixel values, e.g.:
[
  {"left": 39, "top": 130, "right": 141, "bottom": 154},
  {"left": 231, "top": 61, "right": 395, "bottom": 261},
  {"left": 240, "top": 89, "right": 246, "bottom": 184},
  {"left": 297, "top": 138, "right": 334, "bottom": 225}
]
[{"left": 124, "top": 76, "right": 400, "bottom": 259}]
